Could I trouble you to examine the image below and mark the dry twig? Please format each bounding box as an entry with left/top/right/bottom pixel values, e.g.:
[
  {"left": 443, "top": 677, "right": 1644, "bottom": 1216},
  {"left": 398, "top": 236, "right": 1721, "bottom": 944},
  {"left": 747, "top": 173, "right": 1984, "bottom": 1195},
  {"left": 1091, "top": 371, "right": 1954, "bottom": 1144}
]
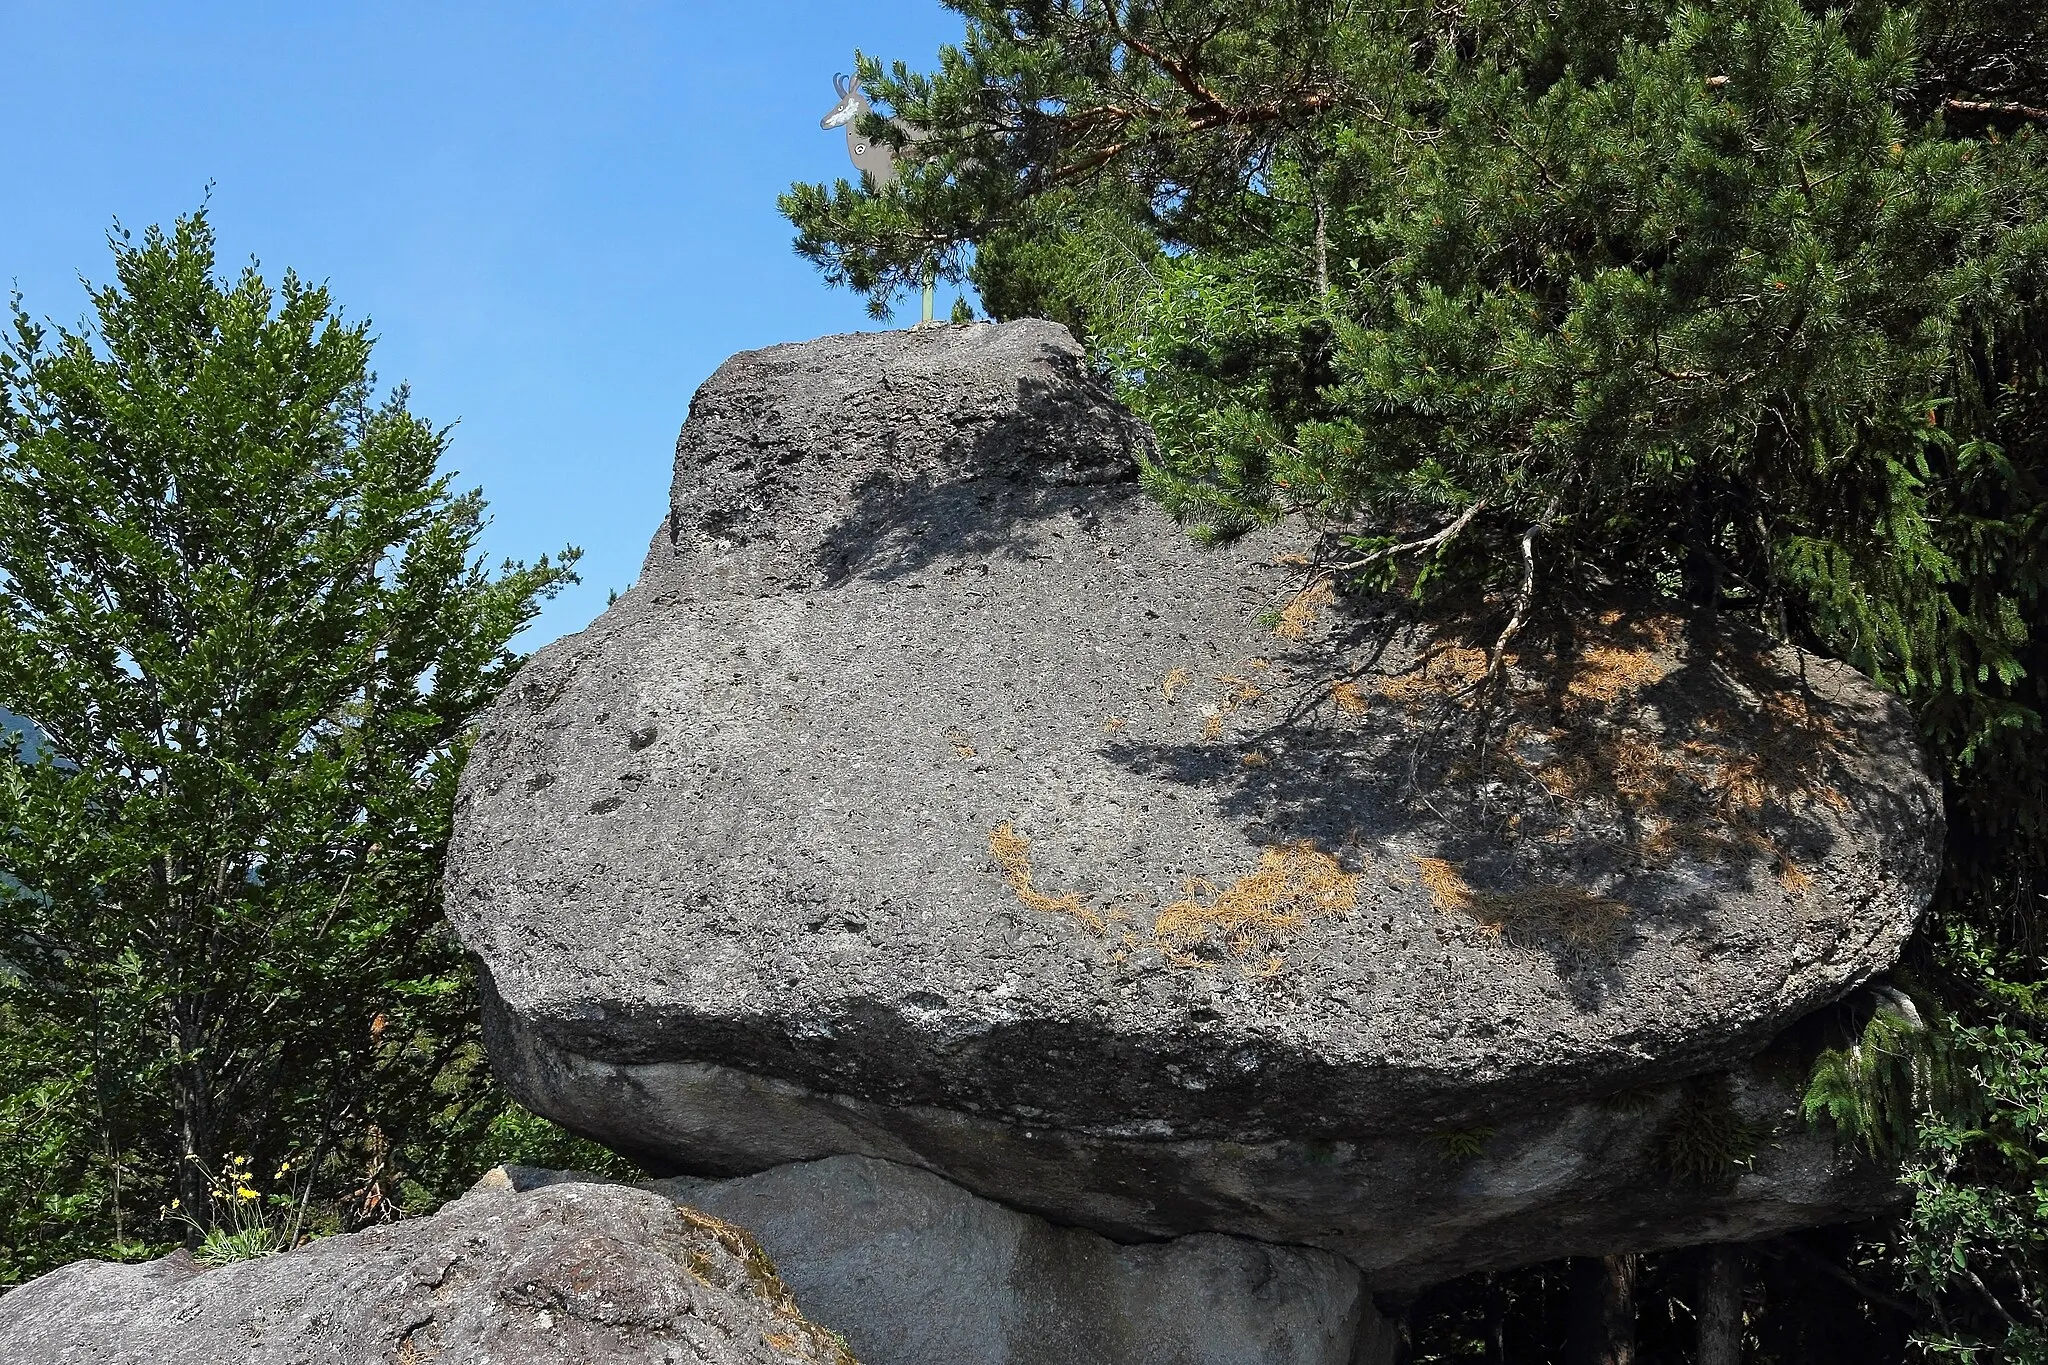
[
  {"left": 1944, "top": 97, "right": 2048, "bottom": 124},
  {"left": 1324, "top": 499, "right": 1489, "bottom": 575},
  {"left": 1486, "top": 494, "right": 1560, "bottom": 687}
]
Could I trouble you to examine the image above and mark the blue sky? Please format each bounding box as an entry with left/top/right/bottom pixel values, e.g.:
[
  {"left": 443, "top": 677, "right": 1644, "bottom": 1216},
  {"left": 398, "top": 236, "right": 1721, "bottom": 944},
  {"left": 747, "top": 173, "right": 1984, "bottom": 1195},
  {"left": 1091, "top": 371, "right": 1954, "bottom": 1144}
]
[{"left": 0, "top": 2, "right": 969, "bottom": 646}]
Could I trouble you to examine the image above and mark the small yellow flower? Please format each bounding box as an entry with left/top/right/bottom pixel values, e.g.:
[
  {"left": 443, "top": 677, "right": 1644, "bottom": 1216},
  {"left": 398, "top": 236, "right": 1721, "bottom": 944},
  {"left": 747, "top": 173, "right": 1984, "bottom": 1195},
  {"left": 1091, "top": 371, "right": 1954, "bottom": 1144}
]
[
  {"left": 237, "top": 1187, "right": 258, "bottom": 1202},
  {"left": 275, "top": 1162, "right": 291, "bottom": 1176},
  {"left": 169, "top": 1199, "right": 180, "bottom": 1210}
]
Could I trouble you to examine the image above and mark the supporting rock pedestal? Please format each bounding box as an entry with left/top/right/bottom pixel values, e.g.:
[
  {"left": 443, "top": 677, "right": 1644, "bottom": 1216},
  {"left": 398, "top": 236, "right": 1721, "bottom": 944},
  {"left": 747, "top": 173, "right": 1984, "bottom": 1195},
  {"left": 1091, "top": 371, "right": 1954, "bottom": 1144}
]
[
  {"left": 510, "top": 1156, "right": 1378, "bottom": 1365},
  {"left": 483, "top": 1002, "right": 1896, "bottom": 1289},
  {"left": 447, "top": 322, "right": 1940, "bottom": 1289},
  {"left": 0, "top": 1157, "right": 1388, "bottom": 1365}
]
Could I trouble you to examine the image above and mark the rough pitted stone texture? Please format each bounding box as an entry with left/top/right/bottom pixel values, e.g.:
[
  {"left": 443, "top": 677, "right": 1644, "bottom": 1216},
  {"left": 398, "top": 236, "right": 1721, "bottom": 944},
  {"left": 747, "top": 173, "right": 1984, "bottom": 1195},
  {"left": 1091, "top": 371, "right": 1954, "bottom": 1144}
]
[
  {"left": 507, "top": 1154, "right": 1375, "bottom": 1365},
  {"left": 485, "top": 1001, "right": 1895, "bottom": 1288},
  {"left": 447, "top": 320, "right": 1940, "bottom": 1274},
  {"left": 0, "top": 1180, "right": 852, "bottom": 1365}
]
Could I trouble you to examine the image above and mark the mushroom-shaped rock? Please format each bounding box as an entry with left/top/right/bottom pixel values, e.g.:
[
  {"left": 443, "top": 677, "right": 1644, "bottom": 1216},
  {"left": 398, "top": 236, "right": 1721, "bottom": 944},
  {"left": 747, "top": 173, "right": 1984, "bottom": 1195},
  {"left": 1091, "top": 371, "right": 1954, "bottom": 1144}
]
[{"left": 447, "top": 322, "right": 1941, "bottom": 1283}]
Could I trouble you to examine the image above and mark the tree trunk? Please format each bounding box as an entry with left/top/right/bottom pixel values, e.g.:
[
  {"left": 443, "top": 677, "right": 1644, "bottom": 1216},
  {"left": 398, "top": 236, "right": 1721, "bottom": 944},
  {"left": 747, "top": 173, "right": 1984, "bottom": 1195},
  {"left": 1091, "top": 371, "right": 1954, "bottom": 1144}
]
[
  {"left": 1313, "top": 189, "right": 1331, "bottom": 299},
  {"left": 1698, "top": 1244, "right": 1744, "bottom": 1365},
  {"left": 1350, "top": 1294, "right": 1407, "bottom": 1365},
  {"left": 173, "top": 1000, "right": 216, "bottom": 1246},
  {"left": 1682, "top": 485, "right": 1724, "bottom": 608},
  {"left": 1482, "top": 1271, "right": 1507, "bottom": 1364},
  {"left": 1565, "top": 1254, "right": 1636, "bottom": 1365}
]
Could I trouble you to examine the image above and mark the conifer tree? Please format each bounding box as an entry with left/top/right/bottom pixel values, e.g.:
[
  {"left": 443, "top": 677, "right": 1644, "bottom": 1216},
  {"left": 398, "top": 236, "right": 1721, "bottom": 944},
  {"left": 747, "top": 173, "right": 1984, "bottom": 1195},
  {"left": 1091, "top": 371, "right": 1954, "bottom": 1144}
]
[{"left": 785, "top": 1, "right": 2048, "bottom": 1353}]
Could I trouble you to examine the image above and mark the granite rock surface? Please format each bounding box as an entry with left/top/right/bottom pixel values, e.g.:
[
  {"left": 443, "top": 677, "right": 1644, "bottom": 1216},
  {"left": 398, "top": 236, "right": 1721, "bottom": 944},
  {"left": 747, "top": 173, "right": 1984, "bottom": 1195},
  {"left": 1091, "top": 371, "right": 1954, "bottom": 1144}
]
[
  {"left": 508, "top": 1154, "right": 1381, "bottom": 1365},
  {"left": 485, "top": 998, "right": 1897, "bottom": 1288},
  {"left": 447, "top": 320, "right": 1940, "bottom": 1273},
  {"left": 0, "top": 1179, "right": 852, "bottom": 1365}
]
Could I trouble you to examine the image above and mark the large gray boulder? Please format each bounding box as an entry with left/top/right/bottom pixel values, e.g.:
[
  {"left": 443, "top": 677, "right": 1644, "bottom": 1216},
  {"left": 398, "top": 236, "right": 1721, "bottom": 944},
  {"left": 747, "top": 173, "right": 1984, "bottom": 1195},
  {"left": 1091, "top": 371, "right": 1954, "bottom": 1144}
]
[
  {"left": 447, "top": 321, "right": 1941, "bottom": 1280},
  {"left": 508, "top": 1154, "right": 1382, "bottom": 1365},
  {"left": 0, "top": 1179, "right": 852, "bottom": 1365}
]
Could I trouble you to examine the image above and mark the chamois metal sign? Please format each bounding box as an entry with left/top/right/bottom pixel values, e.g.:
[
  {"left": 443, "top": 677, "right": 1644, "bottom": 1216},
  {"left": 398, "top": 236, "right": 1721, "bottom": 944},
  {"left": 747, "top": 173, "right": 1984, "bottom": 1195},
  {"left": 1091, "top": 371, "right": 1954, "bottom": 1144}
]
[
  {"left": 819, "top": 70, "right": 935, "bottom": 323},
  {"left": 820, "top": 73, "right": 903, "bottom": 190}
]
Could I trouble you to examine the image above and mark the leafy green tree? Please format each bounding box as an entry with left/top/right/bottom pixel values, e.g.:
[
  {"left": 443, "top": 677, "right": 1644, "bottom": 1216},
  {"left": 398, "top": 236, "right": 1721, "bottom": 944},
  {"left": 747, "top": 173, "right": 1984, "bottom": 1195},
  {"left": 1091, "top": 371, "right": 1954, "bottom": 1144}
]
[
  {"left": 785, "top": 1, "right": 2048, "bottom": 1354},
  {"left": 0, "top": 211, "right": 615, "bottom": 1284}
]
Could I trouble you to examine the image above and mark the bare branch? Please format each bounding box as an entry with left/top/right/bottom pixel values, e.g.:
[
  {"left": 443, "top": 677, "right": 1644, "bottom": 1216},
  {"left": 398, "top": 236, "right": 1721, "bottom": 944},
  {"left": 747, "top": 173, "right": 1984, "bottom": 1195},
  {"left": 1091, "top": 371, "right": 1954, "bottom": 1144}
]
[
  {"left": 1486, "top": 494, "right": 1560, "bottom": 686},
  {"left": 1313, "top": 187, "right": 1331, "bottom": 298},
  {"left": 1042, "top": 92, "right": 1341, "bottom": 188},
  {"left": 1966, "top": 1267, "right": 2021, "bottom": 1330},
  {"left": 1485, "top": 115, "right": 1568, "bottom": 194},
  {"left": 1323, "top": 498, "right": 1490, "bottom": 574},
  {"left": 1755, "top": 1240, "right": 1921, "bottom": 1320},
  {"left": 1944, "top": 97, "right": 2048, "bottom": 124},
  {"left": 1105, "top": 5, "right": 1227, "bottom": 113}
]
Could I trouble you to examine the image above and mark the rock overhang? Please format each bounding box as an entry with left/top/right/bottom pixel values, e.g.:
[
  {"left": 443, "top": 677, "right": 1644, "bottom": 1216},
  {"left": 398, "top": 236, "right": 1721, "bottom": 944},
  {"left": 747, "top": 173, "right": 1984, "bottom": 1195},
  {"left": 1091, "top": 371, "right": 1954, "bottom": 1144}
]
[{"left": 447, "top": 319, "right": 1940, "bottom": 1263}]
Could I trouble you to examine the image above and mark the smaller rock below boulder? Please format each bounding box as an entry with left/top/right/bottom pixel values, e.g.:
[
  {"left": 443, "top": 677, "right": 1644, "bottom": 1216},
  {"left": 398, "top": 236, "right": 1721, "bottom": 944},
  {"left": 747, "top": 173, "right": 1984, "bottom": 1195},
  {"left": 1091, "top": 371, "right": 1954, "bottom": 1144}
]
[
  {"left": 0, "top": 1179, "right": 852, "bottom": 1365},
  {"left": 505, "top": 1153, "right": 1376, "bottom": 1365}
]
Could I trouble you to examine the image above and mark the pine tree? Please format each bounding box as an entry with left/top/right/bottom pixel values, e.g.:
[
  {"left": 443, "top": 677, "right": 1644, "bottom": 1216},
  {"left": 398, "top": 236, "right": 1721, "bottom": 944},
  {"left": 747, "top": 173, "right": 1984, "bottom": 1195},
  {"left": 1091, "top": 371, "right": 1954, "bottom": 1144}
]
[{"left": 784, "top": 1, "right": 2048, "bottom": 1353}]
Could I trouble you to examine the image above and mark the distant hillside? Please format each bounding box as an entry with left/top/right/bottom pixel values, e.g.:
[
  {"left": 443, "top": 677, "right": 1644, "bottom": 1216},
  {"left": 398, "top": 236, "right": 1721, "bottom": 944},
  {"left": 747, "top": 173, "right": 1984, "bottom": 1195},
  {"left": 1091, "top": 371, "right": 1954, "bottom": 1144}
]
[{"left": 0, "top": 707, "right": 48, "bottom": 763}]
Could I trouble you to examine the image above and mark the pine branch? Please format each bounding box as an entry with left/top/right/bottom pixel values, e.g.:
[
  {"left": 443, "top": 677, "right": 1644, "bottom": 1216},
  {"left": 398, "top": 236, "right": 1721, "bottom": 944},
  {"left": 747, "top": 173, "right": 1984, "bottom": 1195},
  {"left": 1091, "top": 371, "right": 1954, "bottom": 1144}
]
[
  {"left": 1044, "top": 92, "right": 1341, "bottom": 188},
  {"left": 1323, "top": 499, "right": 1490, "bottom": 574},
  {"left": 1487, "top": 495, "right": 1560, "bottom": 686},
  {"left": 1943, "top": 98, "right": 2048, "bottom": 123},
  {"left": 1103, "top": 5, "right": 1227, "bottom": 114}
]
